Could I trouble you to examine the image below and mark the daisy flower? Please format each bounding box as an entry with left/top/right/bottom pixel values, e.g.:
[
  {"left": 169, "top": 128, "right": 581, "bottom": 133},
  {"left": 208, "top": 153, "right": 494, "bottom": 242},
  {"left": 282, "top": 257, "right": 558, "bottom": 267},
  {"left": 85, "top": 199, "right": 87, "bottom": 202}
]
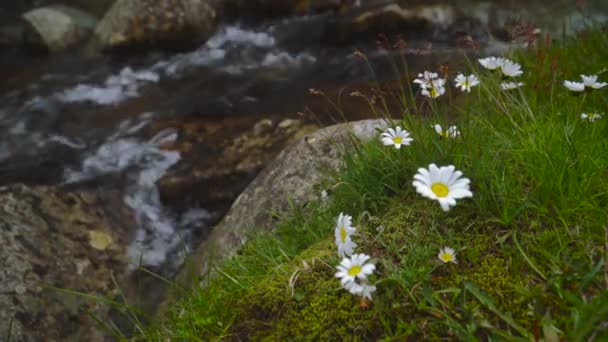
[
  {"left": 413, "top": 71, "right": 439, "bottom": 89},
  {"left": 347, "top": 282, "right": 376, "bottom": 300},
  {"left": 433, "top": 124, "right": 460, "bottom": 139},
  {"left": 421, "top": 78, "right": 446, "bottom": 98},
  {"left": 359, "top": 283, "right": 377, "bottom": 300},
  {"left": 412, "top": 164, "right": 473, "bottom": 212},
  {"left": 581, "top": 75, "right": 607, "bottom": 89},
  {"left": 500, "top": 81, "right": 524, "bottom": 90},
  {"left": 454, "top": 73, "right": 480, "bottom": 92},
  {"left": 500, "top": 59, "right": 523, "bottom": 77},
  {"left": 563, "top": 80, "right": 586, "bottom": 92},
  {"left": 380, "top": 126, "right": 413, "bottom": 149},
  {"left": 438, "top": 246, "right": 457, "bottom": 264},
  {"left": 478, "top": 56, "right": 505, "bottom": 70},
  {"left": 343, "top": 281, "right": 363, "bottom": 295},
  {"left": 580, "top": 112, "right": 603, "bottom": 122},
  {"left": 335, "top": 253, "right": 375, "bottom": 287},
  {"left": 334, "top": 213, "right": 357, "bottom": 258},
  {"left": 343, "top": 281, "right": 376, "bottom": 300}
]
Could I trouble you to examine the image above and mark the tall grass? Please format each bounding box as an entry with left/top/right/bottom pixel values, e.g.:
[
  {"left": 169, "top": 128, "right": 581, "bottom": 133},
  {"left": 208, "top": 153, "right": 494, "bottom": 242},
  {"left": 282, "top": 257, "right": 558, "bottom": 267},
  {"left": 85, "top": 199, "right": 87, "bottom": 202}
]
[{"left": 138, "top": 28, "right": 608, "bottom": 340}]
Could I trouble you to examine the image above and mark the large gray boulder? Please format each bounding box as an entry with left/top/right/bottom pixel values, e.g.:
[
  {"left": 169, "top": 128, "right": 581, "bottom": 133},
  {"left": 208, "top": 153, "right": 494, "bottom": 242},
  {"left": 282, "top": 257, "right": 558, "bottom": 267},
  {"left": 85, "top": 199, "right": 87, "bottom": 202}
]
[
  {"left": 0, "top": 185, "right": 134, "bottom": 341},
  {"left": 181, "top": 119, "right": 387, "bottom": 285},
  {"left": 87, "top": 0, "right": 222, "bottom": 53},
  {"left": 21, "top": 5, "right": 97, "bottom": 52}
]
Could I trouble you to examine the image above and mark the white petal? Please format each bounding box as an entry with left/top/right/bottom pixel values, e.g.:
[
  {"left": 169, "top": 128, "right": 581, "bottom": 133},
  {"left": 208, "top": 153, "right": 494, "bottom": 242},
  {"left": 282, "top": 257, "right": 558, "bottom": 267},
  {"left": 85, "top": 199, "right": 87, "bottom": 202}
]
[
  {"left": 438, "top": 199, "right": 452, "bottom": 212},
  {"left": 360, "top": 264, "right": 375, "bottom": 276},
  {"left": 449, "top": 188, "right": 473, "bottom": 199},
  {"left": 440, "top": 165, "right": 455, "bottom": 184},
  {"left": 564, "top": 81, "right": 585, "bottom": 92},
  {"left": 381, "top": 137, "right": 394, "bottom": 146},
  {"left": 417, "top": 167, "right": 431, "bottom": 180},
  {"left": 429, "top": 164, "right": 441, "bottom": 181},
  {"left": 413, "top": 174, "right": 431, "bottom": 186},
  {"left": 450, "top": 178, "right": 471, "bottom": 189},
  {"left": 413, "top": 184, "right": 437, "bottom": 199},
  {"left": 434, "top": 124, "right": 443, "bottom": 135},
  {"left": 447, "top": 170, "right": 464, "bottom": 185}
]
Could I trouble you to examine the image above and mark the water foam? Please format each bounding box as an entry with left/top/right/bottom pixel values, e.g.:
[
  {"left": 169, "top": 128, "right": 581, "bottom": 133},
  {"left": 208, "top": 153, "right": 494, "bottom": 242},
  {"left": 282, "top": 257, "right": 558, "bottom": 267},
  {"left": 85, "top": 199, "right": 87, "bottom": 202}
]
[
  {"left": 64, "top": 128, "right": 186, "bottom": 268},
  {"left": 57, "top": 67, "right": 160, "bottom": 106}
]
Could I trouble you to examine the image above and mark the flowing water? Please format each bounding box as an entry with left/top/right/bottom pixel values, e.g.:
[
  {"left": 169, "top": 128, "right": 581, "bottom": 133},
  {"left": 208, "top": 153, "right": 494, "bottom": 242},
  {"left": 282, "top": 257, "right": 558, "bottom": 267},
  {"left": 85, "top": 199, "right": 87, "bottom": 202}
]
[{"left": 1, "top": 0, "right": 607, "bottom": 276}]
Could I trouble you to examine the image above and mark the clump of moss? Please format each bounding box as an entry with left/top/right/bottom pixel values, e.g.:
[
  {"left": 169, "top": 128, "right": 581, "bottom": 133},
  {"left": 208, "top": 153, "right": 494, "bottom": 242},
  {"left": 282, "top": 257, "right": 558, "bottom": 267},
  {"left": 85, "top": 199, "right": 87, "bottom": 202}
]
[
  {"left": 229, "top": 239, "right": 381, "bottom": 340},
  {"left": 436, "top": 255, "right": 531, "bottom": 332},
  {"left": 270, "top": 291, "right": 376, "bottom": 340}
]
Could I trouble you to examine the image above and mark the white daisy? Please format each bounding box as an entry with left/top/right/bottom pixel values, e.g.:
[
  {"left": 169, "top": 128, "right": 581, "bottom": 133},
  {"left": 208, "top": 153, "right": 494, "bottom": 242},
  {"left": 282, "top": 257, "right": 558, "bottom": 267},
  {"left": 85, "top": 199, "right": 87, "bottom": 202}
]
[
  {"left": 412, "top": 164, "right": 473, "bottom": 212},
  {"left": 380, "top": 126, "right": 413, "bottom": 149},
  {"left": 563, "top": 80, "right": 586, "bottom": 92},
  {"left": 343, "top": 280, "right": 363, "bottom": 295},
  {"left": 334, "top": 213, "right": 357, "bottom": 258},
  {"left": 478, "top": 56, "right": 505, "bottom": 70},
  {"left": 454, "top": 73, "right": 480, "bottom": 93},
  {"left": 580, "top": 112, "right": 604, "bottom": 122},
  {"left": 433, "top": 124, "right": 460, "bottom": 139},
  {"left": 335, "top": 253, "right": 375, "bottom": 287},
  {"left": 421, "top": 78, "right": 446, "bottom": 98},
  {"left": 500, "top": 81, "right": 524, "bottom": 90},
  {"left": 500, "top": 59, "right": 523, "bottom": 77},
  {"left": 359, "top": 283, "right": 377, "bottom": 300},
  {"left": 581, "top": 74, "right": 607, "bottom": 89},
  {"left": 438, "top": 246, "right": 457, "bottom": 264},
  {"left": 413, "top": 71, "right": 439, "bottom": 89}
]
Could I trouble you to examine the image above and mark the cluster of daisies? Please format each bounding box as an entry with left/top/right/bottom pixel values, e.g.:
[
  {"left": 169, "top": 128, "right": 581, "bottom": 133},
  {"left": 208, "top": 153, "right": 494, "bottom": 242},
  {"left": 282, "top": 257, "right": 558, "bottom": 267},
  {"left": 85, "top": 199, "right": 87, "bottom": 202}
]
[
  {"left": 334, "top": 139, "right": 471, "bottom": 300},
  {"left": 478, "top": 56, "right": 524, "bottom": 90},
  {"left": 334, "top": 55, "right": 605, "bottom": 301},
  {"left": 564, "top": 74, "right": 606, "bottom": 122},
  {"left": 413, "top": 56, "right": 525, "bottom": 100},
  {"left": 333, "top": 163, "right": 467, "bottom": 299},
  {"left": 333, "top": 213, "right": 377, "bottom": 300},
  {"left": 415, "top": 56, "right": 605, "bottom": 122}
]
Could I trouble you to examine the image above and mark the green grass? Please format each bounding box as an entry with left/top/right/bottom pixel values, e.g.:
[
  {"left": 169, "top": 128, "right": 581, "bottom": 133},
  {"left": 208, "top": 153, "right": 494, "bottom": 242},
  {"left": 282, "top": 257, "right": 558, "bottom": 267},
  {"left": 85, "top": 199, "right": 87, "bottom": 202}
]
[{"left": 137, "top": 28, "right": 608, "bottom": 341}]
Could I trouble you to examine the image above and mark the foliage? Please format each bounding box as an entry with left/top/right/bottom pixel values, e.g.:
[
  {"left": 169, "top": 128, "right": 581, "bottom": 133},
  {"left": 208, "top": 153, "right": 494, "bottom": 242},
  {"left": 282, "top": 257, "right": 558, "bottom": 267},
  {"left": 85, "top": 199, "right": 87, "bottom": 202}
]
[{"left": 138, "top": 28, "right": 608, "bottom": 341}]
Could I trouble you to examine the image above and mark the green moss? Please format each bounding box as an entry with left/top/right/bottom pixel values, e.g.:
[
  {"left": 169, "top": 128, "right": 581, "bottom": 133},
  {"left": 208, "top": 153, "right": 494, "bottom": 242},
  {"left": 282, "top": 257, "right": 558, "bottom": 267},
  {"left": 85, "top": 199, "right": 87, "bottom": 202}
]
[
  {"left": 269, "top": 291, "right": 375, "bottom": 341},
  {"left": 228, "top": 239, "right": 380, "bottom": 340},
  {"left": 436, "top": 255, "right": 532, "bottom": 333}
]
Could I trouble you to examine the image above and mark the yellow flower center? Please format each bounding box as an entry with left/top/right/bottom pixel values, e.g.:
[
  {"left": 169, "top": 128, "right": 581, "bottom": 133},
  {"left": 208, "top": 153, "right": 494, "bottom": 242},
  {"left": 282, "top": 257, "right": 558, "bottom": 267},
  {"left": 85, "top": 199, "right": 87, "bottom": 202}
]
[
  {"left": 340, "top": 226, "right": 347, "bottom": 243},
  {"left": 348, "top": 265, "right": 362, "bottom": 276},
  {"left": 431, "top": 182, "right": 449, "bottom": 197},
  {"left": 430, "top": 88, "right": 439, "bottom": 97},
  {"left": 393, "top": 136, "right": 403, "bottom": 144},
  {"left": 440, "top": 252, "right": 454, "bottom": 263}
]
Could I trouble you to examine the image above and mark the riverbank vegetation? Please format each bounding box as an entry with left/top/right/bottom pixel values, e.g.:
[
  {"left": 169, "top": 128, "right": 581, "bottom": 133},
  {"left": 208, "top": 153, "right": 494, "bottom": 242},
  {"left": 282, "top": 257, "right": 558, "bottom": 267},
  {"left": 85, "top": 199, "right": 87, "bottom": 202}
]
[{"left": 140, "top": 28, "right": 608, "bottom": 340}]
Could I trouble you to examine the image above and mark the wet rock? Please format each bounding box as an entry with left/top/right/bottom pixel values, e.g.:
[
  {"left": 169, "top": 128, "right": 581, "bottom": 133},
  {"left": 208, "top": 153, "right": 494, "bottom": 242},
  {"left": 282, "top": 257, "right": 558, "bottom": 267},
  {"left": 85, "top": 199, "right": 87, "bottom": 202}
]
[
  {"left": 180, "top": 119, "right": 387, "bottom": 284},
  {"left": 21, "top": 5, "right": 97, "bottom": 52},
  {"left": 324, "top": 2, "right": 457, "bottom": 44},
  {"left": 233, "top": 0, "right": 342, "bottom": 16},
  {"left": 87, "top": 0, "right": 222, "bottom": 53},
  {"left": 156, "top": 116, "right": 318, "bottom": 213},
  {"left": 0, "top": 184, "right": 135, "bottom": 341},
  {"left": 62, "top": 0, "right": 117, "bottom": 18}
]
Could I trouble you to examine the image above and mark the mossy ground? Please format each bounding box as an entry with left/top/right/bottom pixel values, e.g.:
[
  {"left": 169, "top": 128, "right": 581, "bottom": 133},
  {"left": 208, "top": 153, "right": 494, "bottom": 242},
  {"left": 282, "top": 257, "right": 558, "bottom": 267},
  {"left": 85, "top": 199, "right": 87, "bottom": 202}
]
[{"left": 138, "top": 28, "right": 608, "bottom": 341}]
